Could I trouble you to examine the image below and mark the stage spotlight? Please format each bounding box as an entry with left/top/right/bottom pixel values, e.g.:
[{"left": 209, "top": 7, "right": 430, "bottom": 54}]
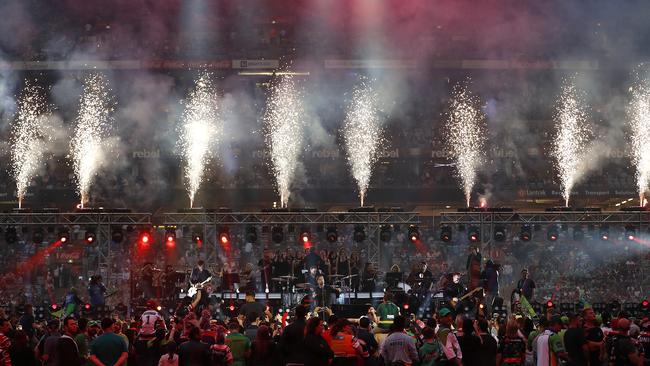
[
  {"left": 493, "top": 226, "right": 506, "bottom": 242},
  {"left": 84, "top": 229, "right": 96, "bottom": 244},
  {"left": 641, "top": 300, "right": 649, "bottom": 315},
  {"left": 440, "top": 226, "right": 452, "bottom": 242},
  {"left": 218, "top": 227, "right": 230, "bottom": 245},
  {"left": 379, "top": 225, "right": 391, "bottom": 242},
  {"left": 165, "top": 228, "right": 176, "bottom": 247},
  {"left": 353, "top": 225, "right": 366, "bottom": 243},
  {"left": 58, "top": 228, "right": 70, "bottom": 243},
  {"left": 32, "top": 228, "right": 44, "bottom": 244},
  {"left": 545, "top": 300, "right": 555, "bottom": 310},
  {"left": 408, "top": 225, "right": 420, "bottom": 243},
  {"left": 547, "top": 226, "right": 558, "bottom": 242},
  {"left": 138, "top": 229, "right": 152, "bottom": 245},
  {"left": 573, "top": 226, "right": 584, "bottom": 241},
  {"left": 519, "top": 225, "right": 532, "bottom": 242},
  {"left": 625, "top": 225, "right": 636, "bottom": 241},
  {"left": 4, "top": 227, "right": 18, "bottom": 244},
  {"left": 468, "top": 226, "right": 480, "bottom": 243},
  {"left": 326, "top": 226, "right": 338, "bottom": 243},
  {"left": 111, "top": 227, "right": 124, "bottom": 243},
  {"left": 193, "top": 232, "right": 203, "bottom": 246},
  {"left": 245, "top": 226, "right": 258, "bottom": 244},
  {"left": 300, "top": 228, "right": 311, "bottom": 244},
  {"left": 600, "top": 226, "right": 609, "bottom": 241},
  {"left": 271, "top": 226, "right": 284, "bottom": 243}
]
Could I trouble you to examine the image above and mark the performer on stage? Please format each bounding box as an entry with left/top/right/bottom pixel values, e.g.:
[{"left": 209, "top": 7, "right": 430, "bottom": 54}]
[
  {"left": 443, "top": 272, "right": 466, "bottom": 301},
  {"left": 311, "top": 274, "right": 339, "bottom": 317},
  {"left": 361, "top": 262, "right": 378, "bottom": 292},
  {"left": 407, "top": 261, "right": 433, "bottom": 293},
  {"left": 190, "top": 260, "right": 211, "bottom": 284},
  {"left": 87, "top": 275, "right": 107, "bottom": 307},
  {"left": 466, "top": 245, "right": 482, "bottom": 290},
  {"left": 189, "top": 260, "right": 212, "bottom": 311},
  {"left": 304, "top": 265, "right": 320, "bottom": 287},
  {"left": 162, "top": 265, "right": 178, "bottom": 303},
  {"left": 141, "top": 263, "right": 156, "bottom": 300}
]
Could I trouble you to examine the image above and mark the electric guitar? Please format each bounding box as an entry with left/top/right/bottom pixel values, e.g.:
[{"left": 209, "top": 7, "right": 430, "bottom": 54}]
[
  {"left": 187, "top": 277, "right": 212, "bottom": 297},
  {"left": 449, "top": 286, "right": 484, "bottom": 308}
]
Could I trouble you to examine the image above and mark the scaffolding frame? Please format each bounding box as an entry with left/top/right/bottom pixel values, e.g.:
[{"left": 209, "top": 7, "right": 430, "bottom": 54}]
[{"left": 162, "top": 211, "right": 421, "bottom": 268}]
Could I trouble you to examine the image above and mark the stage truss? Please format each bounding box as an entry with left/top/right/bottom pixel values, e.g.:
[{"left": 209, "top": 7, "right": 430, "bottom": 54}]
[
  {"left": 439, "top": 210, "right": 650, "bottom": 244},
  {"left": 162, "top": 211, "right": 421, "bottom": 268},
  {"left": 0, "top": 211, "right": 152, "bottom": 292}
]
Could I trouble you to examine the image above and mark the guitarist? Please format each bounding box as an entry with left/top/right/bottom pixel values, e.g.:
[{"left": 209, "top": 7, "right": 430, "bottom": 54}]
[
  {"left": 443, "top": 273, "right": 466, "bottom": 303},
  {"left": 190, "top": 260, "right": 211, "bottom": 312}
]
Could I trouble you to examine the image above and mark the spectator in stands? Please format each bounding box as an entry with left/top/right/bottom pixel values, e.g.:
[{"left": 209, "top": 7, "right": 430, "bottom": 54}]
[{"left": 303, "top": 317, "right": 334, "bottom": 366}]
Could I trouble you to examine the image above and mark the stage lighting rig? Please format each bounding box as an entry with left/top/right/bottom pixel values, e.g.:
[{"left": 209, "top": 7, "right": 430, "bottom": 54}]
[
  {"left": 440, "top": 226, "right": 452, "bottom": 242},
  {"left": 111, "top": 227, "right": 124, "bottom": 243},
  {"left": 379, "top": 225, "right": 391, "bottom": 242},
  {"left": 165, "top": 228, "right": 176, "bottom": 247},
  {"left": 353, "top": 225, "right": 366, "bottom": 243},
  {"left": 58, "top": 228, "right": 70, "bottom": 243},
  {"left": 625, "top": 225, "right": 636, "bottom": 241},
  {"left": 547, "top": 226, "right": 558, "bottom": 242},
  {"left": 138, "top": 229, "right": 152, "bottom": 246},
  {"left": 84, "top": 229, "right": 96, "bottom": 244},
  {"left": 326, "top": 226, "right": 338, "bottom": 243},
  {"left": 493, "top": 226, "right": 506, "bottom": 242},
  {"left": 4, "top": 227, "right": 18, "bottom": 244},
  {"left": 299, "top": 228, "right": 311, "bottom": 244},
  {"left": 467, "top": 226, "right": 480, "bottom": 243},
  {"left": 271, "top": 226, "right": 284, "bottom": 244},
  {"left": 218, "top": 227, "right": 230, "bottom": 245},
  {"left": 245, "top": 226, "right": 258, "bottom": 244},
  {"left": 573, "top": 226, "right": 584, "bottom": 241},
  {"left": 519, "top": 225, "right": 532, "bottom": 242},
  {"left": 408, "top": 225, "right": 420, "bottom": 243},
  {"left": 600, "top": 226, "right": 609, "bottom": 241},
  {"left": 33, "top": 228, "right": 44, "bottom": 244}
]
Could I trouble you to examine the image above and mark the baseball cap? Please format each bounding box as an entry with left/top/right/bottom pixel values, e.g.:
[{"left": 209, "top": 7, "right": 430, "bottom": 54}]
[{"left": 438, "top": 308, "right": 452, "bottom": 317}]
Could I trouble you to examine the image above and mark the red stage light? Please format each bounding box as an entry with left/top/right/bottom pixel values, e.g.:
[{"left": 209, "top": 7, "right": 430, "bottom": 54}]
[
  {"left": 60, "top": 237, "right": 67, "bottom": 243},
  {"left": 547, "top": 301, "right": 554, "bottom": 308},
  {"left": 229, "top": 305, "right": 235, "bottom": 311},
  {"left": 403, "top": 304, "right": 409, "bottom": 310},
  {"left": 51, "top": 304, "right": 58, "bottom": 311},
  {"left": 220, "top": 235, "right": 229, "bottom": 244},
  {"left": 84, "top": 303, "right": 91, "bottom": 310}
]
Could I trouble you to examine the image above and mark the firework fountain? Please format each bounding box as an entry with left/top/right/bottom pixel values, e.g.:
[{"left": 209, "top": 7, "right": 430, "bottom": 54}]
[
  {"left": 264, "top": 76, "right": 304, "bottom": 208},
  {"left": 178, "top": 72, "right": 221, "bottom": 208},
  {"left": 445, "top": 81, "right": 487, "bottom": 207},
  {"left": 70, "top": 74, "right": 113, "bottom": 209},
  {"left": 552, "top": 79, "right": 591, "bottom": 207},
  {"left": 629, "top": 72, "right": 650, "bottom": 206},
  {"left": 10, "top": 81, "right": 52, "bottom": 209},
  {"left": 343, "top": 79, "right": 384, "bottom": 207}
]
